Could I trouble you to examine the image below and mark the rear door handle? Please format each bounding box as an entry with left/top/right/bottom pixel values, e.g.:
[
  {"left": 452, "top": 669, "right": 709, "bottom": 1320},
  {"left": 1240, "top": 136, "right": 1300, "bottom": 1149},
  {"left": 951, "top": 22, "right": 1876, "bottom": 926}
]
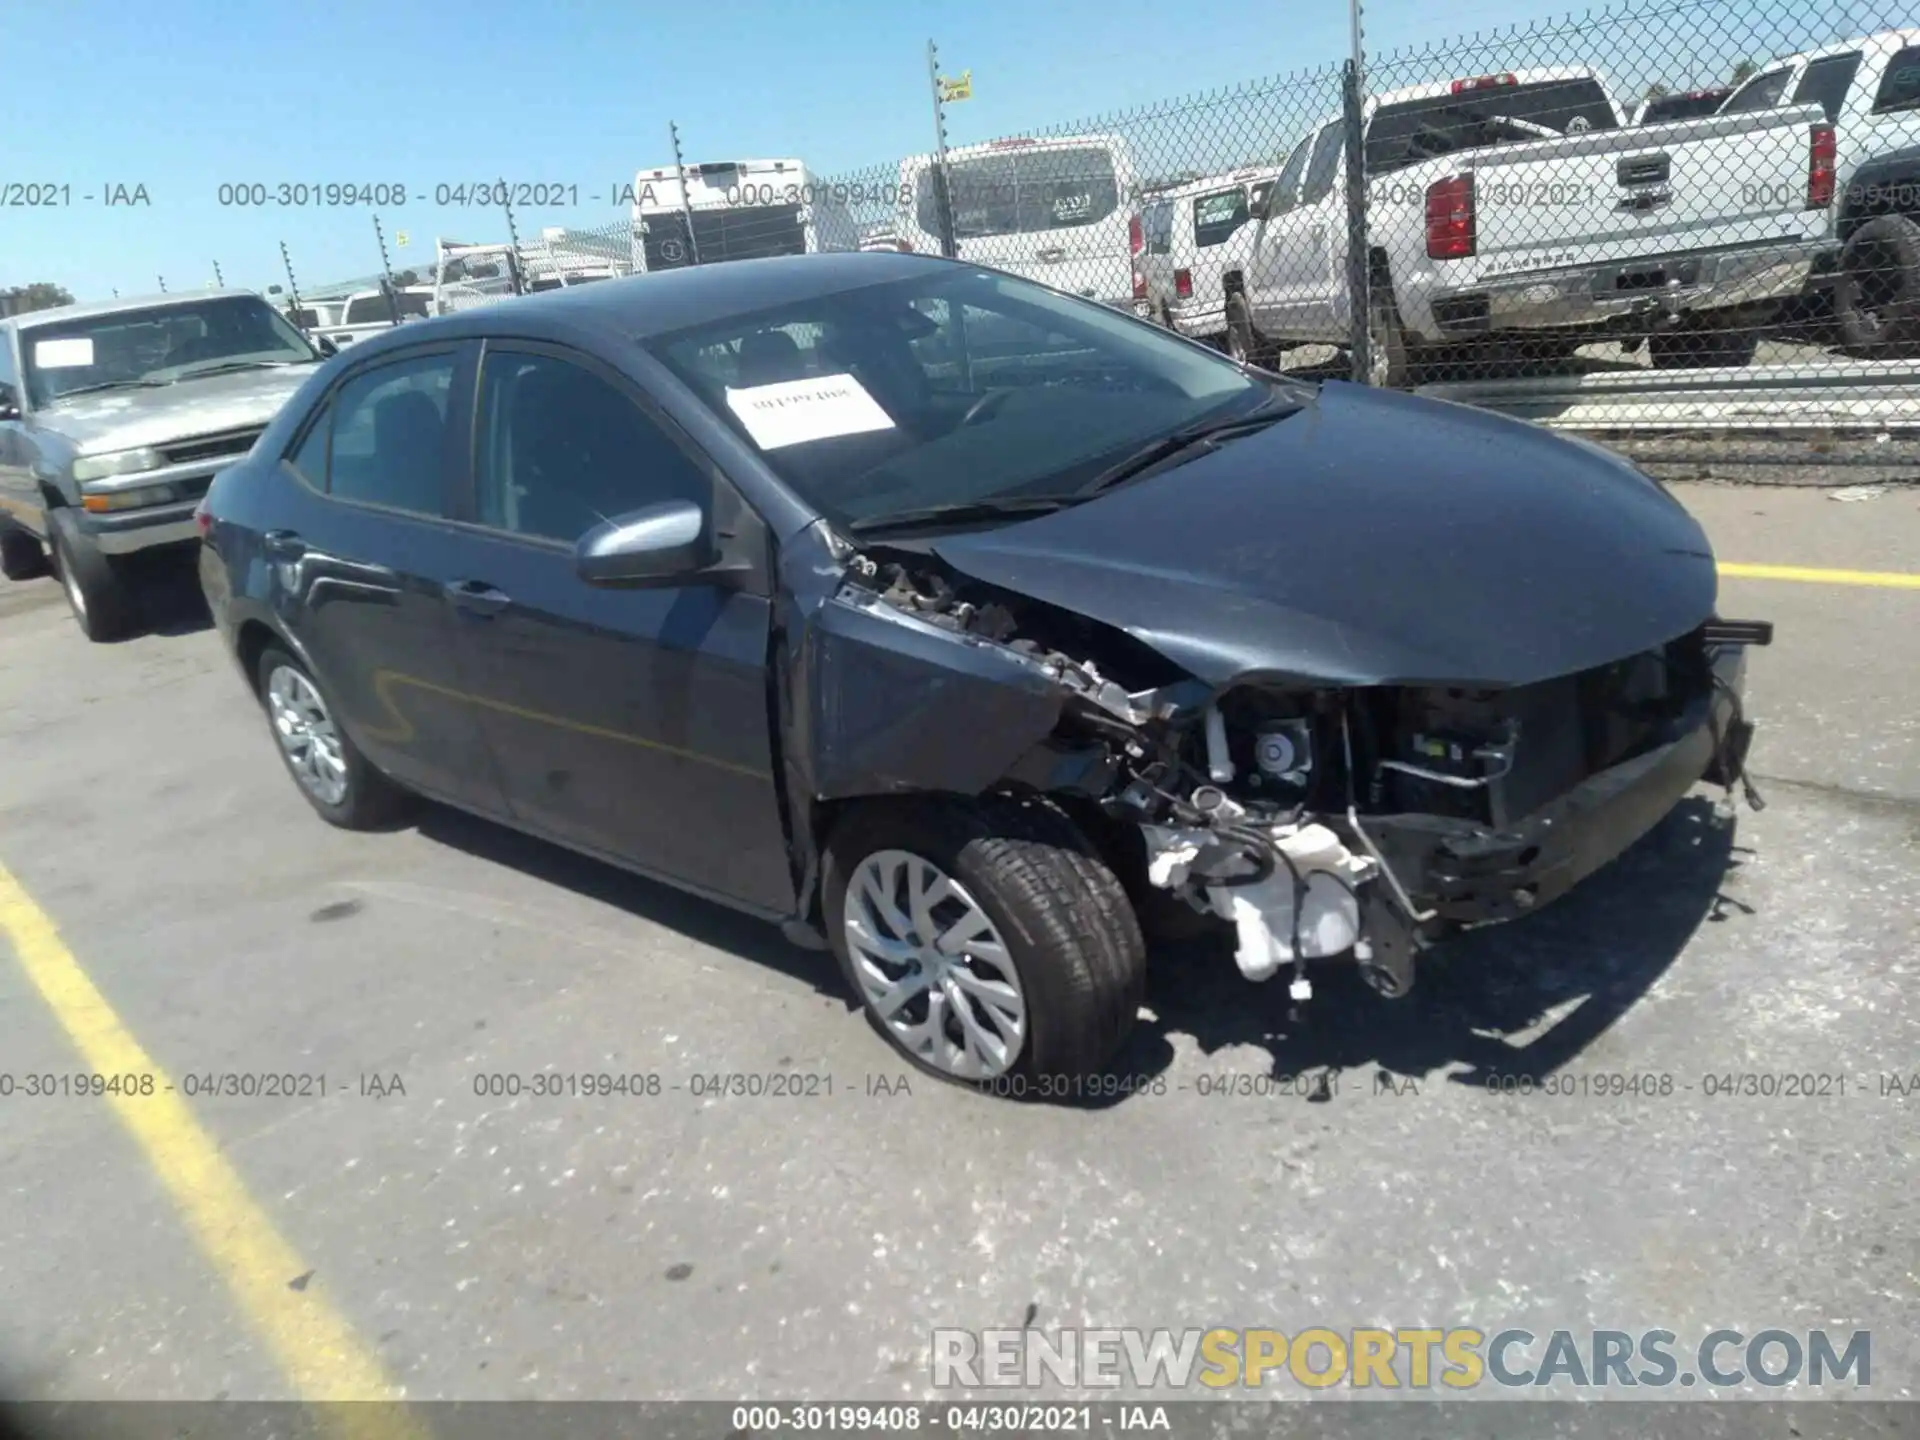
[
  {"left": 262, "top": 529, "right": 306, "bottom": 560},
  {"left": 443, "top": 579, "right": 511, "bottom": 616}
]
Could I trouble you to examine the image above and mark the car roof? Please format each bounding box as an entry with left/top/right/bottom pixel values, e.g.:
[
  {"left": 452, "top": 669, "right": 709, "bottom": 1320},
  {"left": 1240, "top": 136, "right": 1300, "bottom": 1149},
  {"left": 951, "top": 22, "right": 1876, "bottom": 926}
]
[
  {"left": 1149, "top": 168, "right": 1284, "bottom": 205},
  {"left": 1756, "top": 28, "right": 1920, "bottom": 70},
  {"left": 2, "top": 287, "right": 267, "bottom": 332},
  {"left": 334, "top": 250, "right": 957, "bottom": 361}
]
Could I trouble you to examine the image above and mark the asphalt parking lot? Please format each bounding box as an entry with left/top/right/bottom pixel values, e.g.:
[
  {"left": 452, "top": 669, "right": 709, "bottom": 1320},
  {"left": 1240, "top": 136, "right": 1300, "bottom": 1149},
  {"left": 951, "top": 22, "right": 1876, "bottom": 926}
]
[{"left": 0, "top": 480, "right": 1916, "bottom": 1411}]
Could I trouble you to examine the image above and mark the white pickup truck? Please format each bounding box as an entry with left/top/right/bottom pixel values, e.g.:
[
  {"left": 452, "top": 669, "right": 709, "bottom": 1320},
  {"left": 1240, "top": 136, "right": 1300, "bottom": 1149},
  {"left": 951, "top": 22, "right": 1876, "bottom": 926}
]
[{"left": 1225, "top": 67, "right": 1833, "bottom": 381}]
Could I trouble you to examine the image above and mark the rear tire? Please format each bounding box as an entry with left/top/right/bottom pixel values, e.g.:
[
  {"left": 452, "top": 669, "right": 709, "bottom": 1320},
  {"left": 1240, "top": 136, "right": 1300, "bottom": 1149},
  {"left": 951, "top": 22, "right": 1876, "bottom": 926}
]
[
  {"left": 255, "top": 644, "right": 412, "bottom": 830},
  {"left": 1834, "top": 214, "right": 1920, "bottom": 356},
  {"left": 822, "top": 796, "right": 1146, "bottom": 1092},
  {"left": 47, "top": 508, "right": 133, "bottom": 642},
  {"left": 0, "top": 526, "right": 49, "bottom": 582}
]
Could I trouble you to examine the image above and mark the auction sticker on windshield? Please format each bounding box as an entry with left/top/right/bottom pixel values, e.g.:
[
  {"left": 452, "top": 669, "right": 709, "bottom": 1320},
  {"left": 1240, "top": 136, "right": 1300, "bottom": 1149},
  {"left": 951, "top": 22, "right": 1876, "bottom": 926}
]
[
  {"left": 34, "top": 338, "right": 95, "bottom": 368},
  {"left": 725, "top": 373, "right": 895, "bottom": 450}
]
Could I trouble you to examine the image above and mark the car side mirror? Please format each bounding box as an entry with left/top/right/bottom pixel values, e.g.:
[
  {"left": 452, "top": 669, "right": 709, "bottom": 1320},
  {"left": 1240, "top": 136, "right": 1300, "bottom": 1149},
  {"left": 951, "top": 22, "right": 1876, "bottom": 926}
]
[
  {"left": 575, "top": 499, "right": 716, "bottom": 587},
  {"left": 0, "top": 396, "right": 18, "bottom": 423},
  {"left": 315, "top": 336, "right": 339, "bottom": 358}
]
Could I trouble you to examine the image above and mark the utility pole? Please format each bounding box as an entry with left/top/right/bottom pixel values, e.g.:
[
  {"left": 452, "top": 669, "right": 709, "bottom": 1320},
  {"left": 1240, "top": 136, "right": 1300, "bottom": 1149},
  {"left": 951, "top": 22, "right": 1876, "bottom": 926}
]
[
  {"left": 668, "top": 120, "right": 701, "bottom": 266},
  {"left": 212, "top": 260, "right": 225, "bottom": 288},
  {"left": 280, "top": 241, "right": 304, "bottom": 316},
  {"left": 372, "top": 215, "right": 401, "bottom": 322}
]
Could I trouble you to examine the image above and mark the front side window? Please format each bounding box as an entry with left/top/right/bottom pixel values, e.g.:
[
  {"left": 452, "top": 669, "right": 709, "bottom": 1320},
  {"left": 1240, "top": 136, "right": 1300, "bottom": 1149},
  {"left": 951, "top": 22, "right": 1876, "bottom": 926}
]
[
  {"left": 647, "top": 266, "right": 1291, "bottom": 534},
  {"left": 1299, "top": 122, "right": 1346, "bottom": 205},
  {"left": 1192, "top": 188, "right": 1251, "bottom": 248},
  {"left": 19, "top": 296, "right": 318, "bottom": 408},
  {"left": 475, "top": 352, "right": 709, "bottom": 544},
  {"left": 1265, "top": 133, "right": 1315, "bottom": 217},
  {"left": 326, "top": 351, "right": 457, "bottom": 514}
]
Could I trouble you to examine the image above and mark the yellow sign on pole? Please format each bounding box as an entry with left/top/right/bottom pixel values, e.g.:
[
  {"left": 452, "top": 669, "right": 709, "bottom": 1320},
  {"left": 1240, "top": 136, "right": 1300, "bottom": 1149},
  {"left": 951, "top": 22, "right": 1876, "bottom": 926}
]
[
  {"left": 395, "top": 230, "right": 411, "bottom": 248},
  {"left": 938, "top": 69, "right": 973, "bottom": 102}
]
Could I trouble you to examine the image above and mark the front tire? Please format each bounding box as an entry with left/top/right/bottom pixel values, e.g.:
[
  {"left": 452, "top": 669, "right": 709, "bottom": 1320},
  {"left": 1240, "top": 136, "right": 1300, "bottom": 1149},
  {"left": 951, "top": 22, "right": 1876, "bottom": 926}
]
[
  {"left": 255, "top": 644, "right": 411, "bottom": 830},
  {"left": 1225, "top": 291, "right": 1271, "bottom": 367},
  {"left": 823, "top": 796, "right": 1146, "bottom": 1090},
  {"left": 48, "top": 508, "right": 133, "bottom": 641}
]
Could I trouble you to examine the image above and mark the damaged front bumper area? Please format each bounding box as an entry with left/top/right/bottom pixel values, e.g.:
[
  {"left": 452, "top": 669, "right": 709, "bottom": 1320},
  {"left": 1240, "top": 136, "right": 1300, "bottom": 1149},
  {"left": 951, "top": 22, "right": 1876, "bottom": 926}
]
[{"left": 799, "top": 541, "right": 1769, "bottom": 1004}]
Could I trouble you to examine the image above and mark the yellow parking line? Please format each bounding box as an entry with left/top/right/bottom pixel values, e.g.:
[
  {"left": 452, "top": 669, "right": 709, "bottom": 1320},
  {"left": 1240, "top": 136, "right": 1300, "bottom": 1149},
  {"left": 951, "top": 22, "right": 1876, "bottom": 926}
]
[
  {"left": 1719, "top": 562, "right": 1920, "bottom": 590},
  {"left": 0, "top": 862, "right": 428, "bottom": 1438}
]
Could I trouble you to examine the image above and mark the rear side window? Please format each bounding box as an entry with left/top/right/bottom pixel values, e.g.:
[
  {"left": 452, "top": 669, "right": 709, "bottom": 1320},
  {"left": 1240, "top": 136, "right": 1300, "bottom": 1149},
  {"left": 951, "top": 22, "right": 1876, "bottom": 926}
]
[
  {"left": 326, "top": 352, "right": 457, "bottom": 514},
  {"left": 286, "top": 402, "right": 331, "bottom": 488},
  {"left": 1873, "top": 46, "right": 1920, "bottom": 113},
  {"left": 1299, "top": 122, "right": 1346, "bottom": 205},
  {"left": 1793, "top": 52, "right": 1862, "bottom": 120},
  {"left": 1143, "top": 200, "right": 1174, "bottom": 255},
  {"left": 343, "top": 294, "right": 392, "bottom": 325},
  {"left": 1191, "top": 187, "right": 1251, "bottom": 247},
  {"left": 921, "top": 146, "right": 1123, "bottom": 238},
  {"left": 1721, "top": 67, "right": 1793, "bottom": 114}
]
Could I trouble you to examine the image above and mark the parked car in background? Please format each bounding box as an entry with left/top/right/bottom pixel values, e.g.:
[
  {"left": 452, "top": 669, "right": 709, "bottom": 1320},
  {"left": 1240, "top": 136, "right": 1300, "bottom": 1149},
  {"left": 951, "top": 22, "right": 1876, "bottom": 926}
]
[
  {"left": 323, "top": 286, "right": 434, "bottom": 349},
  {"left": 628, "top": 158, "right": 861, "bottom": 273},
  {"left": 1224, "top": 66, "right": 1833, "bottom": 381},
  {"left": 196, "top": 250, "right": 1768, "bottom": 1091},
  {"left": 1633, "top": 87, "right": 1735, "bottom": 123},
  {"left": 0, "top": 290, "right": 325, "bottom": 639},
  {"left": 1138, "top": 166, "right": 1283, "bottom": 346},
  {"left": 894, "top": 134, "right": 1147, "bottom": 312},
  {"left": 1717, "top": 29, "right": 1920, "bottom": 354},
  {"left": 283, "top": 299, "right": 344, "bottom": 333}
]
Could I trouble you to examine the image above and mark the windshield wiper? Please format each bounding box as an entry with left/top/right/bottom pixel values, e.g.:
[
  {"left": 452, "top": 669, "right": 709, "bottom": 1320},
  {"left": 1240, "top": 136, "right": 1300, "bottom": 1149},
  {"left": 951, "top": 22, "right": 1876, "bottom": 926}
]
[
  {"left": 846, "top": 495, "right": 1077, "bottom": 536},
  {"left": 1074, "top": 392, "right": 1301, "bottom": 497},
  {"left": 177, "top": 360, "right": 304, "bottom": 379},
  {"left": 46, "top": 378, "right": 174, "bottom": 400}
]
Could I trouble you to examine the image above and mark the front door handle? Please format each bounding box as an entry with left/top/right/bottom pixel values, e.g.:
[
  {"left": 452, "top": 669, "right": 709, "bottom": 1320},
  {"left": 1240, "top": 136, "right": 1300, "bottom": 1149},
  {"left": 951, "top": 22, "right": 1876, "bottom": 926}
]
[
  {"left": 443, "top": 579, "right": 511, "bottom": 617},
  {"left": 262, "top": 529, "right": 306, "bottom": 560}
]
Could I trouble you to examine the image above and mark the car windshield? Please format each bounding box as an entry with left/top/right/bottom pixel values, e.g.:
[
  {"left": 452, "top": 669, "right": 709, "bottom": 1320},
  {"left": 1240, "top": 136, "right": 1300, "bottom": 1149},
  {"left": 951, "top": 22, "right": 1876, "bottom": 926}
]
[
  {"left": 646, "top": 266, "right": 1302, "bottom": 533},
  {"left": 21, "top": 295, "right": 317, "bottom": 407}
]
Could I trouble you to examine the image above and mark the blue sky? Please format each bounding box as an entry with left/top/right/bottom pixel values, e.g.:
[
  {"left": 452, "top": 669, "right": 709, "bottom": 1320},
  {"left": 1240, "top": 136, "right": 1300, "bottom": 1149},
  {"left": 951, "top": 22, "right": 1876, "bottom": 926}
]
[{"left": 3, "top": 0, "right": 1823, "bottom": 301}]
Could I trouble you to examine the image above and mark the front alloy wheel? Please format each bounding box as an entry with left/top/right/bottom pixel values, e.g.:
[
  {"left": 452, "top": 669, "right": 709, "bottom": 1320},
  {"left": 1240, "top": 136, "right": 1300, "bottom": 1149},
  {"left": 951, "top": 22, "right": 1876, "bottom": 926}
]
[{"left": 842, "top": 849, "right": 1028, "bottom": 1080}]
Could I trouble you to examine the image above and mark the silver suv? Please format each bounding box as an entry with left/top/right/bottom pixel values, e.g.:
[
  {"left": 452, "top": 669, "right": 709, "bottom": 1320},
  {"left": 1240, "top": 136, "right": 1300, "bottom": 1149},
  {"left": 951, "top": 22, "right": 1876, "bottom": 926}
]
[{"left": 0, "top": 290, "right": 332, "bottom": 640}]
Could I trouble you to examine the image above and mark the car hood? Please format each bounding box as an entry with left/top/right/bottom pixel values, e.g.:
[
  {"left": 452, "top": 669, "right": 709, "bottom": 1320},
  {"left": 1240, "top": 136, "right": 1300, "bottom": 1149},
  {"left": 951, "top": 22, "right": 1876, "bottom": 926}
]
[
  {"left": 931, "top": 381, "right": 1718, "bottom": 689},
  {"left": 38, "top": 364, "right": 321, "bottom": 453}
]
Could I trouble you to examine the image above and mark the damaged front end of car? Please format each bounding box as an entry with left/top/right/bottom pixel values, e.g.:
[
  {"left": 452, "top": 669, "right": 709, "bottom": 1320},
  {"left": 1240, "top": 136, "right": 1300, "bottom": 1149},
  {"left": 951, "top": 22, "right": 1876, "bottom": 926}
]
[{"left": 779, "top": 524, "right": 1771, "bottom": 1003}]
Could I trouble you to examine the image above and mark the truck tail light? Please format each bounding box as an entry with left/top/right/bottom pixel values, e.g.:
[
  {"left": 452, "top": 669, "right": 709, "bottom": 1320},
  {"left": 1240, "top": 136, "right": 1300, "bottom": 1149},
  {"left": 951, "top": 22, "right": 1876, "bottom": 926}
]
[
  {"left": 1133, "top": 267, "right": 1149, "bottom": 300},
  {"left": 1808, "top": 124, "right": 1837, "bottom": 210},
  {"left": 1175, "top": 268, "right": 1193, "bottom": 298},
  {"left": 1129, "top": 212, "right": 1144, "bottom": 254},
  {"left": 1451, "top": 73, "right": 1516, "bottom": 93},
  {"left": 194, "top": 497, "right": 214, "bottom": 538},
  {"left": 1425, "top": 173, "right": 1476, "bottom": 259}
]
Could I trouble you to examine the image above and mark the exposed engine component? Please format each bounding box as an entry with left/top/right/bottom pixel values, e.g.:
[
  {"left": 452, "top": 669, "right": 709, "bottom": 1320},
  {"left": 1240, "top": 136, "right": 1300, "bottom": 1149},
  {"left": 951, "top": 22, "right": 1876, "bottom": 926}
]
[
  {"left": 1253, "top": 719, "right": 1314, "bottom": 786},
  {"left": 1141, "top": 794, "right": 1379, "bottom": 984}
]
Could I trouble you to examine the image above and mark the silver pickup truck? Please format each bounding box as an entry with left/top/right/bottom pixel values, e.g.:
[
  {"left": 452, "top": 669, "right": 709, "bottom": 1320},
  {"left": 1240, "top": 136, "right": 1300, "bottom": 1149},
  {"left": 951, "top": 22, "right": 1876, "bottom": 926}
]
[{"left": 0, "top": 289, "right": 331, "bottom": 641}]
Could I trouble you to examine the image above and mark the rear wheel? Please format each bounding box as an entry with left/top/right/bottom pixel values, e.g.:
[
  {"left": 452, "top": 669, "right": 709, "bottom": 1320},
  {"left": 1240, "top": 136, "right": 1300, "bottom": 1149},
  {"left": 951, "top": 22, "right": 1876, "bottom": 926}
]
[
  {"left": 1834, "top": 215, "right": 1920, "bottom": 356},
  {"left": 255, "top": 644, "right": 412, "bottom": 830},
  {"left": 0, "top": 526, "right": 49, "bottom": 582},
  {"left": 822, "top": 796, "right": 1146, "bottom": 1091},
  {"left": 47, "top": 508, "right": 133, "bottom": 642}
]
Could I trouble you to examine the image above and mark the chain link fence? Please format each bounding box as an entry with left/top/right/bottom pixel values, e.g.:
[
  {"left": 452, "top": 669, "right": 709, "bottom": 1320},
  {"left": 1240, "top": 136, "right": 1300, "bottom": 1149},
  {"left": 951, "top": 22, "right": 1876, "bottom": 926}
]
[{"left": 284, "top": 0, "right": 1920, "bottom": 467}]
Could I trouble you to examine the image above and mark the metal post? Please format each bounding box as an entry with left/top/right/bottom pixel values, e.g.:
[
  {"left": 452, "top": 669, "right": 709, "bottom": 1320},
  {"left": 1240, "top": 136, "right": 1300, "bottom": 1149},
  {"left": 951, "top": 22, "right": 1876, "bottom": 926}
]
[
  {"left": 500, "top": 185, "right": 528, "bottom": 296},
  {"left": 212, "top": 261, "right": 225, "bottom": 288},
  {"left": 1342, "top": 57, "right": 1373, "bottom": 384},
  {"left": 669, "top": 121, "right": 701, "bottom": 266},
  {"left": 372, "top": 215, "right": 401, "bottom": 323},
  {"left": 280, "top": 241, "right": 305, "bottom": 315},
  {"left": 157, "top": 276, "right": 167, "bottom": 292},
  {"left": 926, "top": 40, "right": 958, "bottom": 259}
]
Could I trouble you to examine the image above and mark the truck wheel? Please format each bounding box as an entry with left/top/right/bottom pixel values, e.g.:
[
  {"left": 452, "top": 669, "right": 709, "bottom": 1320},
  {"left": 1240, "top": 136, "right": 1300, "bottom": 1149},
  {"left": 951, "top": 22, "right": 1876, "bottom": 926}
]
[
  {"left": 1834, "top": 215, "right": 1920, "bottom": 356},
  {"left": 822, "top": 796, "right": 1146, "bottom": 1091},
  {"left": 0, "top": 526, "right": 49, "bottom": 581},
  {"left": 1648, "top": 323, "right": 1761, "bottom": 370},
  {"left": 255, "top": 644, "right": 412, "bottom": 830},
  {"left": 1364, "top": 285, "right": 1415, "bottom": 387},
  {"left": 1225, "top": 292, "right": 1271, "bottom": 367},
  {"left": 47, "top": 509, "right": 133, "bottom": 642}
]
